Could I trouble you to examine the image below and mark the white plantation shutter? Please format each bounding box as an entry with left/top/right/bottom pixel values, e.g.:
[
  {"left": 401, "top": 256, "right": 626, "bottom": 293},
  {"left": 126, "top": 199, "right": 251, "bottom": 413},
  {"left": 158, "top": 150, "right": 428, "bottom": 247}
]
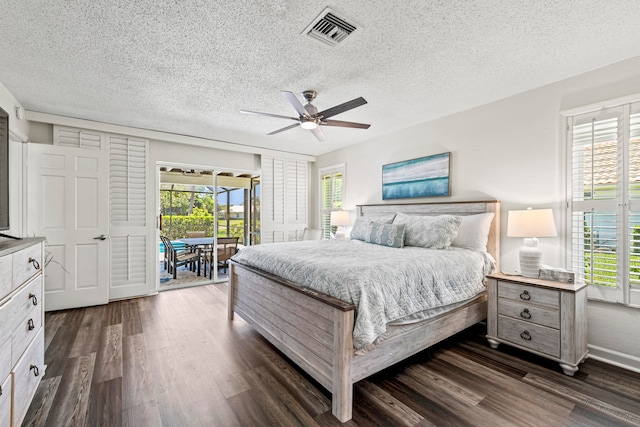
[
  {"left": 628, "top": 107, "right": 640, "bottom": 301},
  {"left": 261, "top": 155, "right": 308, "bottom": 243},
  {"left": 108, "top": 135, "right": 151, "bottom": 298},
  {"left": 568, "top": 103, "right": 640, "bottom": 305},
  {"left": 53, "top": 125, "right": 106, "bottom": 149},
  {"left": 110, "top": 235, "right": 147, "bottom": 285},
  {"left": 320, "top": 165, "right": 344, "bottom": 239},
  {"left": 110, "top": 136, "right": 147, "bottom": 226}
]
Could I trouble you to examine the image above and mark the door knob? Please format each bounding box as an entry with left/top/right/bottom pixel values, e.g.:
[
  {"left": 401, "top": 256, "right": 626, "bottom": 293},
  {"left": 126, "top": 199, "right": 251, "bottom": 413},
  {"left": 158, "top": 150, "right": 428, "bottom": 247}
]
[{"left": 94, "top": 235, "right": 107, "bottom": 240}]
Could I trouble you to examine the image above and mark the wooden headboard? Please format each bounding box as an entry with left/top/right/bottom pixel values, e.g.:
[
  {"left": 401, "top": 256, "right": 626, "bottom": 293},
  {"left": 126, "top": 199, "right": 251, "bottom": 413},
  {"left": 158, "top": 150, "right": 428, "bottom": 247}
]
[{"left": 356, "top": 200, "right": 501, "bottom": 269}]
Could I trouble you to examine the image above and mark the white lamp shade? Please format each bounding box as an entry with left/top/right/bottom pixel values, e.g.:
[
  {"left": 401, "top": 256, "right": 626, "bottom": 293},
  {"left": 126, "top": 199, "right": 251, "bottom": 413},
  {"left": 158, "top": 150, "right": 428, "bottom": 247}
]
[
  {"left": 330, "top": 210, "right": 350, "bottom": 227},
  {"left": 507, "top": 208, "right": 557, "bottom": 238}
]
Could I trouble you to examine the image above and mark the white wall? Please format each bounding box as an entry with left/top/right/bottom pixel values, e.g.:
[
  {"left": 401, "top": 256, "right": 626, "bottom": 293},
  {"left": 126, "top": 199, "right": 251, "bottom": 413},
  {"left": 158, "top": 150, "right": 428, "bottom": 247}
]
[
  {"left": 313, "top": 55, "right": 640, "bottom": 371},
  {"left": 149, "top": 139, "right": 260, "bottom": 173}
]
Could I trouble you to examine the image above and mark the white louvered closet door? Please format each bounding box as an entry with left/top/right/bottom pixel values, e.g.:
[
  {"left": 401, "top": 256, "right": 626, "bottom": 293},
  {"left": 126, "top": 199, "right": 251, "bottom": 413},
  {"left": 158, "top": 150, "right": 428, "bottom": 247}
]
[
  {"left": 109, "top": 135, "right": 153, "bottom": 299},
  {"left": 261, "top": 156, "right": 308, "bottom": 243}
]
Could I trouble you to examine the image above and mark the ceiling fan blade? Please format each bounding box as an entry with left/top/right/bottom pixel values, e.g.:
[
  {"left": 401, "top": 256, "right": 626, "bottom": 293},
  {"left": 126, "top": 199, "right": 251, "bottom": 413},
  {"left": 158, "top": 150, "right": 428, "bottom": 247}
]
[
  {"left": 317, "top": 97, "right": 367, "bottom": 119},
  {"left": 240, "top": 110, "right": 298, "bottom": 121},
  {"left": 310, "top": 126, "right": 326, "bottom": 142},
  {"left": 268, "top": 123, "right": 300, "bottom": 135},
  {"left": 281, "top": 91, "right": 309, "bottom": 117},
  {"left": 321, "top": 119, "right": 370, "bottom": 129}
]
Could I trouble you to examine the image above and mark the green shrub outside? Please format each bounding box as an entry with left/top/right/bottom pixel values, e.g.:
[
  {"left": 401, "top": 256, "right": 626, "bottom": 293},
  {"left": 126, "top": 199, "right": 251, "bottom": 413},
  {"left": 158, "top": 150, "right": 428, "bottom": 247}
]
[{"left": 161, "top": 215, "right": 252, "bottom": 240}]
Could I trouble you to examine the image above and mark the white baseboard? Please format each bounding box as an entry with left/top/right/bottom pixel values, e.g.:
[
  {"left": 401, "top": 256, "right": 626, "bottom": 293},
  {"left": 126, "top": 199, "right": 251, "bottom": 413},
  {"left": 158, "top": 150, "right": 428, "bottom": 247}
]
[{"left": 587, "top": 344, "right": 640, "bottom": 373}]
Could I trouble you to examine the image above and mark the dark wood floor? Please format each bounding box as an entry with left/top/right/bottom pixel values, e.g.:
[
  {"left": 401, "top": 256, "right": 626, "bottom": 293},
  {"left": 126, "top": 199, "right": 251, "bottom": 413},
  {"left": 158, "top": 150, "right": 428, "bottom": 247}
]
[{"left": 22, "top": 283, "right": 640, "bottom": 427}]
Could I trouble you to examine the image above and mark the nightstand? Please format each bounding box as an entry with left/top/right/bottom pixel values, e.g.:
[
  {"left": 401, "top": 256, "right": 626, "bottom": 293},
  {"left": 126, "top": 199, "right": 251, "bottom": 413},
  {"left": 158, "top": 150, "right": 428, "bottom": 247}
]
[{"left": 486, "top": 272, "right": 588, "bottom": 376}]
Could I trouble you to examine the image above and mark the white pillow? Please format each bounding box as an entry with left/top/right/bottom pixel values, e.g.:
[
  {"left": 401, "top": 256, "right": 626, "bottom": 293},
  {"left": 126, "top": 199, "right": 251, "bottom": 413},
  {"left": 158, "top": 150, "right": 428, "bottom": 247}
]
[
  {"left": 451, "top": 212, "right": 495, "bottom": 252},
  {"left": 393, "top": 213, "right": 462, "bottom": 248}
]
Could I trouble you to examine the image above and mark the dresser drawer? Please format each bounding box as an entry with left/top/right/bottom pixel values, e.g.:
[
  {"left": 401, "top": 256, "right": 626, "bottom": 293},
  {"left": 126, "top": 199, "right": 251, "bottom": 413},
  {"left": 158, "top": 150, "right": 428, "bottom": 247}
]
[
  {"left": 13, "top": 244, "right": 42, "bottom": 291},
  {"left": 0, "top": 299, "right": 12, "bottom": 348},
  {"left": 498, "top": 315, "right": 560, "bottom": 358},
  {"left": 12, "top": 328, "right": 44, "bottom": 427},
  {"left": 0, "top": 254, "right": 10, "bottom": 300},
  {"left": 12, "top": 304, "right": 43, "bottom": 366},
  {"left": 0, "top": 338, "right": 10, "bottom": 384},
  {"left": 0, "top": 374, "right": 11, "bottom": 427},
  {"left": 498, "top": 281, "right": 559, "bottom": 309},
  {"left": 8, "top": 275, "right": 42, "bottom": 331},
  {"left": 497, "top": 297, "right": 560, "bottom": 329}
]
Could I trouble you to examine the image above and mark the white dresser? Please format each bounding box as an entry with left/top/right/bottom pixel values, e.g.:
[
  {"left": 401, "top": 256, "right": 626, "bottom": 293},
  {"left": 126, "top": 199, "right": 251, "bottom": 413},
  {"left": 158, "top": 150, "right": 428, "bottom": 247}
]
[{"left": 0, "top": 238, "right": 45, "bottom": 427}]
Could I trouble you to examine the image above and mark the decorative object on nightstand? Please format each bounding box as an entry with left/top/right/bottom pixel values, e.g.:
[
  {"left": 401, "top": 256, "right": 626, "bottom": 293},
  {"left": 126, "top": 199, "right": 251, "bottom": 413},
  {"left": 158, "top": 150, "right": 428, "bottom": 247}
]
[
  {"left": 486, "top": 273, "right": 588, "bottom": 376},
  {"left": 507, "top": 208, "right": 557, "bottom": 278},
  {"left": 330, "top": 210, "right": 350, "bottom": 238}
]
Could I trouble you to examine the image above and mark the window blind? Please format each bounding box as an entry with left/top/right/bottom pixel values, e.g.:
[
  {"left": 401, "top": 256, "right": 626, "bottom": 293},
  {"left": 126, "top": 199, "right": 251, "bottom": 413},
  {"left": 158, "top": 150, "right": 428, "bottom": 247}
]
[
  {"left": 320, "top": 166, "right": 344, "bottom": 239},
  {"left": 570, "top": 109, "right": 621, "bottom": 289}
]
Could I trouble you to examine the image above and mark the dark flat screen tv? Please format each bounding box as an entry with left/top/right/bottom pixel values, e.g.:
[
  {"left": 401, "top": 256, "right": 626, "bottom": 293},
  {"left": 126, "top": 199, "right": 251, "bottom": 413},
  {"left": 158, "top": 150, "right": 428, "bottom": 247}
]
[{"left": 0, "top": 106, "right": 9, "bottom": 231}]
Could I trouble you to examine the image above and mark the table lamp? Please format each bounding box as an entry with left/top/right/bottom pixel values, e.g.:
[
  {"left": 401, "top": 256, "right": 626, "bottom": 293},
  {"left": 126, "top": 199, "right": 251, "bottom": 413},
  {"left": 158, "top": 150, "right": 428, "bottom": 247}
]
[
  {"left": 330, "top": 210, "right": 350, "bottom": 238},
  {"left": 507, "top": 208, "right": 557, "bottom": 278}
]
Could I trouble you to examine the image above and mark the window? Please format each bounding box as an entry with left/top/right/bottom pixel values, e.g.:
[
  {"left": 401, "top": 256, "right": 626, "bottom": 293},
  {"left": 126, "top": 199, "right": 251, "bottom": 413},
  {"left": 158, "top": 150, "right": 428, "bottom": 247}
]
[
  {"left": 566, "top": 102, "right": 640, "bottom": 306},
  {"left": 320, "top": 164, "right": 344, "bottom": 239}
]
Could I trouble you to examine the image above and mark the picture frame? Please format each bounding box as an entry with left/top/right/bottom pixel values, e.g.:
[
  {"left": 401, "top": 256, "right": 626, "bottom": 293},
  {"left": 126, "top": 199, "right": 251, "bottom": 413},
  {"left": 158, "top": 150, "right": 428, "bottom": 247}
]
[{"left": 382, "top": 152, "right": 451, "bottom": 200}]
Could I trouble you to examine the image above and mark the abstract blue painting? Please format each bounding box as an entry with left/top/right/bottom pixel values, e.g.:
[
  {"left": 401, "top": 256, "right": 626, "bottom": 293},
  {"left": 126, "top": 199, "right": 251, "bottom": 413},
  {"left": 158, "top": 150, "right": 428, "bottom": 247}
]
[{"left": 382, "top": 152, "right": 450, "bottom": 200}]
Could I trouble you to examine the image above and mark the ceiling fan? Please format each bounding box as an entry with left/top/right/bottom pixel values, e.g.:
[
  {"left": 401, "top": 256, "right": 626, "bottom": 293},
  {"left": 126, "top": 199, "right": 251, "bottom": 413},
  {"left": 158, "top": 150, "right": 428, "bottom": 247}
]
[{"left": 241, "top": 90, "right": 370, "bottom": 142}]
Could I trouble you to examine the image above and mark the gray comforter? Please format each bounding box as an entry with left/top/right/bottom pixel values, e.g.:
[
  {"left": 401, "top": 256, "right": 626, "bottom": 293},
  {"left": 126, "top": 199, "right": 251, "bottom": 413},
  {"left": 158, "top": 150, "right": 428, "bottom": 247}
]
[{"left": 231, "top": 239, "right": 494, "bottom": 350}]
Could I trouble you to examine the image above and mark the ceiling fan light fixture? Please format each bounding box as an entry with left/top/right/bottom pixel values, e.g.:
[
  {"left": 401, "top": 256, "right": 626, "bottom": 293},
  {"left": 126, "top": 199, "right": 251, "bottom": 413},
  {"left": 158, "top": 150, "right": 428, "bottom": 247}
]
[{"left": 300, "top": 118, "right": 319, "bottom": 130}]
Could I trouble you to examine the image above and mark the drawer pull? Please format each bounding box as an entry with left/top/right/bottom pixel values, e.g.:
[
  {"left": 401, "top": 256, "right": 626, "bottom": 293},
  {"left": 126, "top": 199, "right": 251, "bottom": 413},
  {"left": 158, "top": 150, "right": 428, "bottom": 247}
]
[
  {"left": 0, "top": 385, "right": 2, "bottom": 396},
  {"left": 520, "top": 308, "right": 532, "bottom": 319},
  {"left": 30, "top": 365, "right": 40, "bottom": 377},
  {"left": 519, "top": 290, "right": 531, "bottom": 301},
  {"left": 29, "top": 293, "right": 39, "bottom": 306},
  {"left": 27, "top": 318, "right": 35, "bottom": 331},
  {"left": 520, "top": 330, "right": 532, "bottom": 341},
  {"left": 28, "top": 257, "right": 40, "bottom": 270}
]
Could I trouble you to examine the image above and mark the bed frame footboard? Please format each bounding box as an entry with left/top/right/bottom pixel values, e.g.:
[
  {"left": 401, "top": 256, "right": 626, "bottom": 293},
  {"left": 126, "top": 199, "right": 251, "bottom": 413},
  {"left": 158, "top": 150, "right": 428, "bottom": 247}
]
[{"left": 229, "top": 261, "right": 357, "bottom": 422}]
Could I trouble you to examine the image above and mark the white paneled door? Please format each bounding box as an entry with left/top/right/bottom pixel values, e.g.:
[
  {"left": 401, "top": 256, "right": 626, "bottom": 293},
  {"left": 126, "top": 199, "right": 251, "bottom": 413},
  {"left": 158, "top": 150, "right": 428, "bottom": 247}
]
[{"left": 26, "top": 143, "right": 109, "bottom": 311}]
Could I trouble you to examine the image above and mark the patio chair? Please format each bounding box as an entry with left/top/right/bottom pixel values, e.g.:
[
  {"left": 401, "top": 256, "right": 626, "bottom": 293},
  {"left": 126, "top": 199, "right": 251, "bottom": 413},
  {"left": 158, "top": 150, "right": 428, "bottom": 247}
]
[
  {"left": 187, "top": 231, "right": 206, "bottom": 238},
  {"left": 161, "top": 236, "right": 200, "bottom": 279},
  {"left": 201, "top": 237, "right": 239, "bottom": 278}
]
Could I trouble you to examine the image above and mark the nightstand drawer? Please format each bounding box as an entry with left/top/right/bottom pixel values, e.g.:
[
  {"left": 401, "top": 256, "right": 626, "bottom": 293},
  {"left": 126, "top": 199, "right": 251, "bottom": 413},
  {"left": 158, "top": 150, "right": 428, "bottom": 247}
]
[
  {"left": 498, "top": 281, "right": 559, "bottom": 309},
  {"left": 498, "top": 315, "right": 560, "bottom": 358},
  {"left": 498, "top": 298, "right": 560, "bottom": 329}
]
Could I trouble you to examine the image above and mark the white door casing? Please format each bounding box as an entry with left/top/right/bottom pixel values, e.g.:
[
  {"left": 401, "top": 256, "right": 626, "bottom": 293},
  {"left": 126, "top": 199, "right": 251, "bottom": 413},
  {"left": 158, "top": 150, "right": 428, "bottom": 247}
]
[{"left": 26, "top": 143, "right": 109, "bottom": 311}]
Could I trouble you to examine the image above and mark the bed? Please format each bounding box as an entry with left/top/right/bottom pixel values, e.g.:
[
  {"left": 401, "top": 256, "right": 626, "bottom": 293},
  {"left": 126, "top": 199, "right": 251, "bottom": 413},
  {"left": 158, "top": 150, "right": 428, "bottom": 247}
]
[{"left": 228, "top": 200, "right": 500, "bottom": 422}]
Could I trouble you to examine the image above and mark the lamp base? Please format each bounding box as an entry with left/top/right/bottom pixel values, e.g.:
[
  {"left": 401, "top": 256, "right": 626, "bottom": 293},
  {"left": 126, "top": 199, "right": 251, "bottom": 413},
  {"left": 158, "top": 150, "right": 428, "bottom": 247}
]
[{"left": 519, "top": 237, "right": 542, "bottom": 278}]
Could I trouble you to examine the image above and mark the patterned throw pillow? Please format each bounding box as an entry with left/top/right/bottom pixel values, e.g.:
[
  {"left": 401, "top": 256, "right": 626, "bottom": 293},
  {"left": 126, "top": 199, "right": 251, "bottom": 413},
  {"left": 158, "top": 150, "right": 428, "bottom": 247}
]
[
  {"left": 350, "top": 214, "right": 396, "bottom": 240},
  {"left": 350, "top": 217, "right": 374, "bottom": 240},
  {"left": 364, "top": 222, "right": 405, "bottom": 248},
  {"left": 393, "top": 213, "right": 462, "bottom": 248}
]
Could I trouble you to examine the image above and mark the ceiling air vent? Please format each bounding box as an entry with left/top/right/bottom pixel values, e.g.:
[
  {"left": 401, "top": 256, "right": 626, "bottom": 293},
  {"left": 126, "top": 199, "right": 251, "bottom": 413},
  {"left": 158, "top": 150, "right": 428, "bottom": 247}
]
[{"left": 303, "top": 8, "right": 358, "bottom": 47}]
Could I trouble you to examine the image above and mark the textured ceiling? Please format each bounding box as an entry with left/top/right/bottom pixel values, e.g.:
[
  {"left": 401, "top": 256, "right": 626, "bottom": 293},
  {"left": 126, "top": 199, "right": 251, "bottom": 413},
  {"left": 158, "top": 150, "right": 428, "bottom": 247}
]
[{"left": 2, "top": 1, "right": 640, "bottom": 156}]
